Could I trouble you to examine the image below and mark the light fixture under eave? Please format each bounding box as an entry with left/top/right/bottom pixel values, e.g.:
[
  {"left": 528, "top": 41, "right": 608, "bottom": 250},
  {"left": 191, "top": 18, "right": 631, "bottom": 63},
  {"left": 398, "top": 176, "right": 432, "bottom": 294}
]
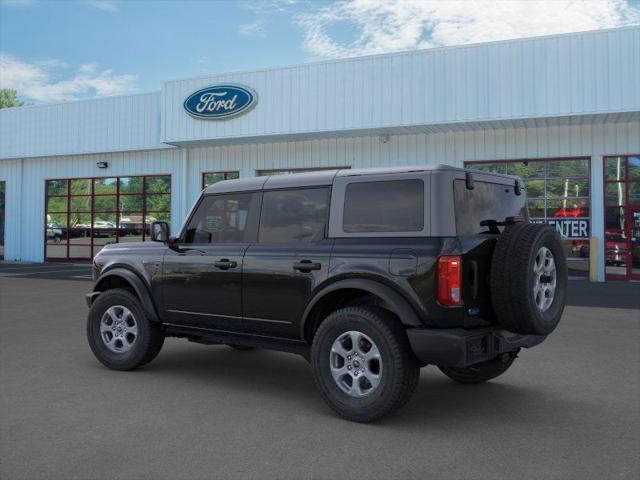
[{"left": 96, "top": 162, "right": 108, "bottom": 169}]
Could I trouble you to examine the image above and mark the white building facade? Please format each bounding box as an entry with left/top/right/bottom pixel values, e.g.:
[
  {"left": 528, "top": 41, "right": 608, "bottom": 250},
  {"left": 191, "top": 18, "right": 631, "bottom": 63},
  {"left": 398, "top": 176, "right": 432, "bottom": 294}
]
[{"left": 1, "top": 26, "right": 639, "bottom": 281}]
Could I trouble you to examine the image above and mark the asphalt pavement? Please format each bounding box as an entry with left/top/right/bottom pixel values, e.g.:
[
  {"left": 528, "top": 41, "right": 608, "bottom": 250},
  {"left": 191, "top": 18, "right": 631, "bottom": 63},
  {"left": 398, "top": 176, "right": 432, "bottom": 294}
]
[{"left": 0, "top": 264, "right": 638, "bottom": 480}]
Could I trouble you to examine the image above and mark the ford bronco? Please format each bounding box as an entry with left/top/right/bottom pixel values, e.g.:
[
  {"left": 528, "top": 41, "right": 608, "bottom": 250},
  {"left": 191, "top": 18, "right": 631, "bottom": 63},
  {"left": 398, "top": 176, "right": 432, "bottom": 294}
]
[{"left": 86, "top": 166, "right": 567, "bottom": 422}]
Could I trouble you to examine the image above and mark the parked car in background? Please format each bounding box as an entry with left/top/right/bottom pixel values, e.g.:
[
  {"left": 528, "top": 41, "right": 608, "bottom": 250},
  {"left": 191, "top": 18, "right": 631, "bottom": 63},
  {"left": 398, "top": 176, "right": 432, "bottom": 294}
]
[
  {"left": 93, "top": 221, "right": 116, "bottom": 237},
  {"left": 46, "top": 222, "right": 64, "bottom": 243}
]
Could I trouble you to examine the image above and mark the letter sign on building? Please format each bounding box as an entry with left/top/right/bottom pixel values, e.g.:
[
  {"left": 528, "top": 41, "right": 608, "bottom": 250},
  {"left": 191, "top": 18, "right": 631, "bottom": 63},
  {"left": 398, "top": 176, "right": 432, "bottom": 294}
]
[{"left": 183, "top": 84, "right": 257, "bottom": 119}]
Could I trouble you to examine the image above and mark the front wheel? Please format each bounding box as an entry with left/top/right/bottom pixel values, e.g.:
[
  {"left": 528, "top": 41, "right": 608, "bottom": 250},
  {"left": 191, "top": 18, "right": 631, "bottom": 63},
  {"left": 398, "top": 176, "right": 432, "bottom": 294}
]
[
  {"left": 438, "top": 353, "right": 516, "bottom": 385},
  {"left": 87, "top": 288, "right": 164, "bottom": 371},
  {"left": 311, "top": 306, "right": 420, "bottom": 423}
]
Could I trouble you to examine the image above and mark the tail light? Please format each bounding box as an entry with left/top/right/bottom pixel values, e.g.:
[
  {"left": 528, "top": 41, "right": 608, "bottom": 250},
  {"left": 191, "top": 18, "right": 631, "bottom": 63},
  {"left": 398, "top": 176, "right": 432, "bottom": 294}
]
[{"left": 437, "top": 256, "right": 462, "bottom": 306}]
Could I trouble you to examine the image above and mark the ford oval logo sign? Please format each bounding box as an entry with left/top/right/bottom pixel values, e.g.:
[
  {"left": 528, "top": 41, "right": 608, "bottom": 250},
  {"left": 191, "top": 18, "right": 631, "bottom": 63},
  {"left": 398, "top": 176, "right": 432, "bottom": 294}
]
[{"left": 183, "top": 84, "right": 257, "bottom": 119}]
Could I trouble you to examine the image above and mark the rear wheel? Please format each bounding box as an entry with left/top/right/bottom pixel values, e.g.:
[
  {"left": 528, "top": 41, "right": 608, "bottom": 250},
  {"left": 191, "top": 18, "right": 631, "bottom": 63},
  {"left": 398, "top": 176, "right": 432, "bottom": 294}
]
[
  {"left": 311, "top": 306, "right": 419, "bottom": 423},
  {"left": 87, "top": 289, "right": 164, "bottom": 371},
  {"left": 438, "top": 353, "right": 516, "bottom": 385}
]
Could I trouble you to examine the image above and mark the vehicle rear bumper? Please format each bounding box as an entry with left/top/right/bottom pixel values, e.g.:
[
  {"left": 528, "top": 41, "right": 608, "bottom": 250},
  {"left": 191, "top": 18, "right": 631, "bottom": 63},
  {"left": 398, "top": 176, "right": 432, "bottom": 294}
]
[{"left": 406, "top": 326, "right": 546, "bottom": 368}]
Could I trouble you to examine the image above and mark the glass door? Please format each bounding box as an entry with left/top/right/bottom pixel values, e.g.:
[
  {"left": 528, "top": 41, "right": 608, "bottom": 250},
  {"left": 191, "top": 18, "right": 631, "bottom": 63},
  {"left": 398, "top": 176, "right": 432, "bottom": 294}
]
[
  {"left": 631, "top": 208, "right": 640, "bottom": 280},
  {"left": 604, "top": 155, "right": 640, "bottom": 281}
]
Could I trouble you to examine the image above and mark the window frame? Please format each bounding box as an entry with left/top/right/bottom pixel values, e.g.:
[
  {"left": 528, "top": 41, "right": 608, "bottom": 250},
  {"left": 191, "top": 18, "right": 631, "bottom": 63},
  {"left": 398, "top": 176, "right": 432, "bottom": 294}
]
[
  {"left": 202, "top": 171, "right": 240, "bottom": 189},
  {"left": 257, "top": 186, "right": 331, "bottom": 244},
  {"left": 44, "top": 174, "right": 171, "bottom": 262},
  {"left": 602, "top": 154, "right": 640, "bottom": 281},
  {"left": 328, "top": 173, "right": 430, "bottom": 238}
]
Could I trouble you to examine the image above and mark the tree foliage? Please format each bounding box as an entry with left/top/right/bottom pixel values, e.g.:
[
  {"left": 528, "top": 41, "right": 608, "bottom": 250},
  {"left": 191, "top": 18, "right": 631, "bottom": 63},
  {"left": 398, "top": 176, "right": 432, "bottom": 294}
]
[{"left": 0, "top": 89, "right": 24, "bottom": 109}]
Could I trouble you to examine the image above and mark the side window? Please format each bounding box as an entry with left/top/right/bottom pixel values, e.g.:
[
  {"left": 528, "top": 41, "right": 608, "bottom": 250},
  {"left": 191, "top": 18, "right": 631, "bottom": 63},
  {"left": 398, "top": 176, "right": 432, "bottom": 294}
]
[
  {"left": 259, "top": 188, "right": 330, "bottom": 243},
  {"left": 343, "top": 179, "right": 424, "bottom": 233},
  {"left": 183, "top": 193, "right": 260, "bottom": 244}
]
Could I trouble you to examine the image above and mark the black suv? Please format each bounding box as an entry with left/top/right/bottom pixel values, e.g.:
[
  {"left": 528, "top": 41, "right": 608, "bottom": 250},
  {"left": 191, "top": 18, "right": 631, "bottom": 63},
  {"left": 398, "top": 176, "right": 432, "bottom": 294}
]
[{"left": 86, "top": 166, "right": 567, "bottom": 422}]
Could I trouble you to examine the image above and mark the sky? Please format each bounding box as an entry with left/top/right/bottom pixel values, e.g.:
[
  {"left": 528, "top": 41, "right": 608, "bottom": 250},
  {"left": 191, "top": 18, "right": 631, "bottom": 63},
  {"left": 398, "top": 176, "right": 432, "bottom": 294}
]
[{"left": 1, "top": 0, "right": 639, "bottom": 104}]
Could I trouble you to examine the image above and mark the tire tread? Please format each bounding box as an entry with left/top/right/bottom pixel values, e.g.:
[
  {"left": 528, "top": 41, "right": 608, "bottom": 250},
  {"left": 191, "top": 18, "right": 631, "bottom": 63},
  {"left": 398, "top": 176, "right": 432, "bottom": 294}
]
[{"left": 312, "top": 306, "right": 419, "bottom": 422}]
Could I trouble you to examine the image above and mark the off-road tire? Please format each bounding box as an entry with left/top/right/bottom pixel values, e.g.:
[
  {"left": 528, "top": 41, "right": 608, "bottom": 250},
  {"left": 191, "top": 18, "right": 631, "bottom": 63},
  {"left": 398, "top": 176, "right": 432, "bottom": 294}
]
[
  {"left": 87, "top": 288, "right": 164, "bottom": 371},
  {"left": 311, "top": 306, "right": 420, "bottom": 423},
  {"left": 439, "top": 354, "right": 516, "bottom": 385},
  {"left": 490, "top": 223, "right": 567, "bottom": 335}
]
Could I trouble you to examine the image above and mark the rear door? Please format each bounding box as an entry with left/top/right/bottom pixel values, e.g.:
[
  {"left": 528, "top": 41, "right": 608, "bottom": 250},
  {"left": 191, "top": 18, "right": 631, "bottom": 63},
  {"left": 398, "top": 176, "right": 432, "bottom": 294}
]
[
  {"left": 241, "top": 187, "right": 333, "bottom": 338},
  {"left": 161, "top": 192, "right": 261, "bottom": 330}
]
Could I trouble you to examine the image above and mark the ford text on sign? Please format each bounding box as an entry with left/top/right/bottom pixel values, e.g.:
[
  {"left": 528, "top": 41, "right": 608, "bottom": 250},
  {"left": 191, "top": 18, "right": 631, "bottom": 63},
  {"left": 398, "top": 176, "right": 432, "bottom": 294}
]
[{"left": 184, "top": 85, "right": 257, "bottom": 119}]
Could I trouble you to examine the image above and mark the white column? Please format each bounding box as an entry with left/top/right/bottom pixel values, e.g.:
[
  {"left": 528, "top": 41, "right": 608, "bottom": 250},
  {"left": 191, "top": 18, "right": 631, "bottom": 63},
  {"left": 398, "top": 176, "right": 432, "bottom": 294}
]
[{"left": 590, "top": 154, "right": 605, "bottom": 282}]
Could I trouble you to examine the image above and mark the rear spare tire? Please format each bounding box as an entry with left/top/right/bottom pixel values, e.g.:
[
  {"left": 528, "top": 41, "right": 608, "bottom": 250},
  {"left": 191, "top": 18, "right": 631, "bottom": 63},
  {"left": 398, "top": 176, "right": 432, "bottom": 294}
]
[{"left": 490, "top": 223, "right": 567, "bottom": 335}]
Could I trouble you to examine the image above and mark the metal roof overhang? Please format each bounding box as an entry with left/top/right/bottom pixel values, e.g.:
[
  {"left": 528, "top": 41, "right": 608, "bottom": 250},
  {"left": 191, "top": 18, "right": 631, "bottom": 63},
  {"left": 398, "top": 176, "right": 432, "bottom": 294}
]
[{"left": 163, "top": 111, "right": 640, "bottom": 149}]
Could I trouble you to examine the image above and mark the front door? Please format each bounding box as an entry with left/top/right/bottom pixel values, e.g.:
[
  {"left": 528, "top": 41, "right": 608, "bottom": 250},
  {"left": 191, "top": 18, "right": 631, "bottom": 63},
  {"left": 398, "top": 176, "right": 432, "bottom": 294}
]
[
  {"left": 161, "top": 192, "right": 261, "bottom": 329},
  {"left": 242, "top": 187, "right": 332, "bottom": 338}
]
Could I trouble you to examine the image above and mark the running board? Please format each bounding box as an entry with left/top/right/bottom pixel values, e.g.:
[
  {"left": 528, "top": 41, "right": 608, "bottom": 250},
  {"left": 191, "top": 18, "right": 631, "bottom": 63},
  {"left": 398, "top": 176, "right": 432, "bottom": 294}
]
[{"left": 162, "top": 323, "right": 310, "bottom": 358}]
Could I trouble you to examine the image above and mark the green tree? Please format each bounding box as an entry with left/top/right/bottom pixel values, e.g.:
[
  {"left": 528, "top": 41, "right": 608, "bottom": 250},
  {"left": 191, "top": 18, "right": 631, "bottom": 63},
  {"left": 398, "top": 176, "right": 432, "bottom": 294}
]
[{"left": 0, "top": 89, "right": 24, "bottom": 109}]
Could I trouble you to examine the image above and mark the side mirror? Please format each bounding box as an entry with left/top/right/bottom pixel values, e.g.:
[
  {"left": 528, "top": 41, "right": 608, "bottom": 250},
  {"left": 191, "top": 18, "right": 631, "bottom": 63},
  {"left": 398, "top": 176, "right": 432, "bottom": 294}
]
[{"left": 151, "top": 221, "right": 170, "bottom": 242}]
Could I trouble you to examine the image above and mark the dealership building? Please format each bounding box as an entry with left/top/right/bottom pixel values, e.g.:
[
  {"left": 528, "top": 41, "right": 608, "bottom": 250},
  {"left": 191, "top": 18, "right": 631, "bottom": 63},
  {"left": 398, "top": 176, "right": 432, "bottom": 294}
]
[{"left": 1, "top": 26, "right": 639, "bottom": 281}]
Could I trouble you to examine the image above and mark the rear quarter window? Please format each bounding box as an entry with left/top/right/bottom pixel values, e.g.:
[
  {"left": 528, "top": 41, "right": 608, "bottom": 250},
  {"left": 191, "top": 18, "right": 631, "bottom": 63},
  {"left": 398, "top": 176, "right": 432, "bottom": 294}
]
[
  {"left": 343, "top": 179, "right": 424, "bottom": 233},
  {"left": 454, "top": 180, "right": 528, "bottom": 235}
]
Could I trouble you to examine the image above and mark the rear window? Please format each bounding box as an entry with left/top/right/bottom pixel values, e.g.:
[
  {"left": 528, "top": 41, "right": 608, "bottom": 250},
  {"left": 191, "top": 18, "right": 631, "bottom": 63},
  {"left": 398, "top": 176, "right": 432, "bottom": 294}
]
[
  {"left": 343, "top": 179, "right": 424, "bottom": 233},
  {"left": 454, "top": 180, "right": 528, "bottom": 235}
]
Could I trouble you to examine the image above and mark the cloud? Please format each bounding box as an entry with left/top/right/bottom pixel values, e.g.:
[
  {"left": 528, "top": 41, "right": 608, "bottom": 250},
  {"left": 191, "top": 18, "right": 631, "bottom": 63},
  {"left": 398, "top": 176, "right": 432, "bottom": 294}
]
[
  {"left": 238, "top": 0, "right": 300, "bottom": 36},
  {"left": 0, "top": 53, "right": 138, "bottom": 103},
  {"left": 34, "top": 58, "right": 69, "bottom": 69},
  {"left": 242, "top": 0, "right": 299, "bottom": 15},
  {"left": 238, "top": 19, "right": 266, "bottom": 37},
  {"left": 297, "top": 0, "right": 640, "bottom": 58},
  {"left": 83, "top": 0, "right": 118, "bottom": 13}
]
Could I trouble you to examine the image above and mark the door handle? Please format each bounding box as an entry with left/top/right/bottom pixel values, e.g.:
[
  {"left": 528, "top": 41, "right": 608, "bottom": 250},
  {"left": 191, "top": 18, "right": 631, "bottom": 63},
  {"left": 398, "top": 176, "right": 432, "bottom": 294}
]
[
  {"left": 293, "top": 260, "right": 322, "bottom": 272},
  {"left": 213, "top": 259, "right": 238, "bottom": 270}
]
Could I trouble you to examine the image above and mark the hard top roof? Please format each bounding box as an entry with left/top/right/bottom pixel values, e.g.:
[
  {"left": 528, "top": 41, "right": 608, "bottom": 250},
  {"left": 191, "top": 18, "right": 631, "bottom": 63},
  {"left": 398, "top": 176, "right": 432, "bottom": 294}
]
[{"left": 203, "top": 164, "right": 519, "bottom": 194}]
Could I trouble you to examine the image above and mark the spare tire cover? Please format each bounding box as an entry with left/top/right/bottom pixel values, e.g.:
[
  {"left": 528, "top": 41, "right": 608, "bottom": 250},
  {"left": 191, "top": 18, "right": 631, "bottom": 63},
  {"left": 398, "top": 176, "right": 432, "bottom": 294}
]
[{"left": 490, "top": 223, "right": 567, "bottom": 336}]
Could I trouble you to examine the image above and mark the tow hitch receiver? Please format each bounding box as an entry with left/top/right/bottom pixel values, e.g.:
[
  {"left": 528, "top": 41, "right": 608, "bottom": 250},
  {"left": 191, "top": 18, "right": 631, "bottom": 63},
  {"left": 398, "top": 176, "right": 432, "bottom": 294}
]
[{"left": 406, "top": 327, "right": 546, "bottom": 369}]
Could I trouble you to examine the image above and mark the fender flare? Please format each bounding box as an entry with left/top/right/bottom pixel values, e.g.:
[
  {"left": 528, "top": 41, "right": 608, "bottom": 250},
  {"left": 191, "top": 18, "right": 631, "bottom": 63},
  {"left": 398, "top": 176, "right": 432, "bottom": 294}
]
[
  {"left": 93, "top": 268, "right": 160, "bottom": 322},
  {"left": 300, "top": 278, "right": 422, "bottom": 338}
]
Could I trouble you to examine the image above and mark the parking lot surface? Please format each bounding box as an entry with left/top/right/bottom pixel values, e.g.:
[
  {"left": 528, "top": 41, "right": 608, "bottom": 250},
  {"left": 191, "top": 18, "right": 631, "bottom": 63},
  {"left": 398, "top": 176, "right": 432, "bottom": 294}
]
[{"left": 1, "top": 263, "right": 639, "bottom": 480}]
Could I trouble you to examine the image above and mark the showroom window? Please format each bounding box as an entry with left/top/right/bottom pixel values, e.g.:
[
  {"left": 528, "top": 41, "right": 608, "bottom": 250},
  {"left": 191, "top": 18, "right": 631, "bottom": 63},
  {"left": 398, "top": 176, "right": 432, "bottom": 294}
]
[
  {"left": 603, "top": 155, "right": 640, "bottom": 280},
  {"left": 465, "top": 158, "right": 591, "bottom": 278},
  {"left": 45, "top": 175, "right": 171, "bottom": 261},
  {"left": 0, "top": 181, "right": 5, "bottom": 260},
  {"left": 202, "top": 171, "right": 239, "bottom": 188},
  {"left": 257, "top": 167, "right": 349, "bottom": 176}
]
